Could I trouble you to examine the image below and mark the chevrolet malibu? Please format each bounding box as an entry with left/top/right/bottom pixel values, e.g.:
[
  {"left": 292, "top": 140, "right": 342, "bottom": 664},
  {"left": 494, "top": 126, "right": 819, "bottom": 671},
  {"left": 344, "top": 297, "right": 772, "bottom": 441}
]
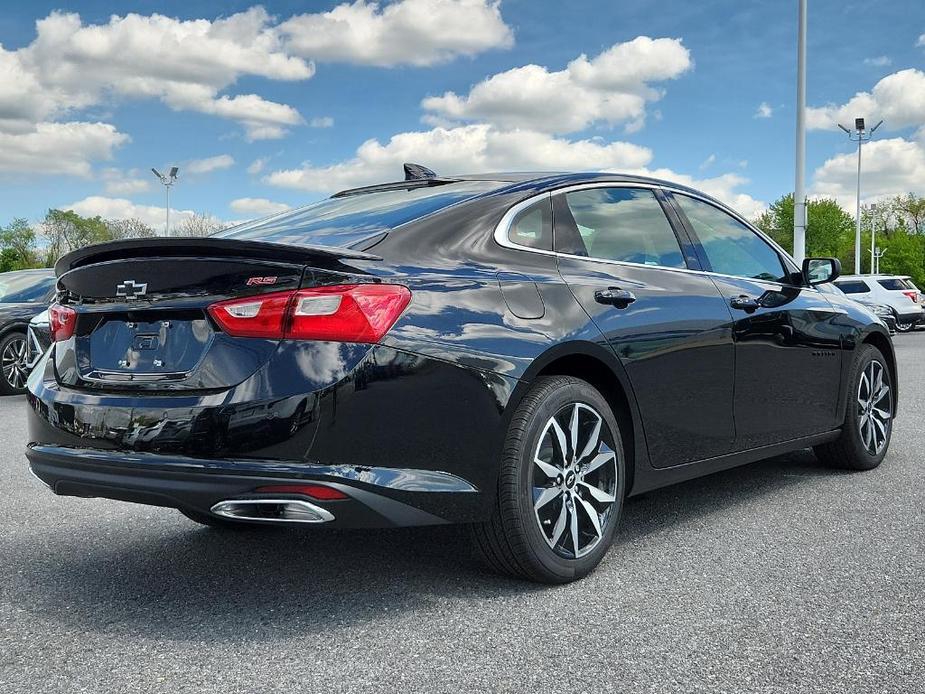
[{"left": 26, "top": 170, "right": 896, "bottom": 583}]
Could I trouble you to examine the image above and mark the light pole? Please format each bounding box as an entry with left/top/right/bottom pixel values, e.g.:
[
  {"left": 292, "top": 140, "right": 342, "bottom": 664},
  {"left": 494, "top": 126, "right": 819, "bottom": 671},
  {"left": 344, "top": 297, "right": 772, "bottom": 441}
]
[
  {"left": 151, "top": 166, "right": 179, "bottom": 236},
  {"left": 837, "top": 118, "right": 882, "bottom": 274},
  {"left": 869, "top": 203, "right": 877, "bottom": 275},
  {"left": 793, "top": 0, "right": 808, "bottom": 264}
]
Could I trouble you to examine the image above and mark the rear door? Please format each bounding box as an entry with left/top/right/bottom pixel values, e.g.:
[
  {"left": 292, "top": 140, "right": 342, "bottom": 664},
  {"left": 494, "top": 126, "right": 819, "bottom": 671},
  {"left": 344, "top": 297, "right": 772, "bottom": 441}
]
[
  {"left": 553, "top": 184, "right": 736, "bottom": 468},
  {"left": 669, "top": 192, "right": 845, "bottom": 448}
]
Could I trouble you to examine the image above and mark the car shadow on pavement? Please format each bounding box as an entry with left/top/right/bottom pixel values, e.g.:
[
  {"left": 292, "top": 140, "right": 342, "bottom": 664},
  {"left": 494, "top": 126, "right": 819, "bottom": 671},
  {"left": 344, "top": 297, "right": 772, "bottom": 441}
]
[{"left": 13, "top": 448, "right": 847, "bottom": 641}]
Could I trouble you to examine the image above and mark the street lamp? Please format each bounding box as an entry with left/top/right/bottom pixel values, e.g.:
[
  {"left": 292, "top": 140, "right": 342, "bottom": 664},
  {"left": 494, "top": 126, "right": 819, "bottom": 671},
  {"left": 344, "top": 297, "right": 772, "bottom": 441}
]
[
  {"left": 837, "top": 118, "right": 882, "bottom": 274},
  {"left": 151, "top": 166, "right": 179, "bottom": 236}
]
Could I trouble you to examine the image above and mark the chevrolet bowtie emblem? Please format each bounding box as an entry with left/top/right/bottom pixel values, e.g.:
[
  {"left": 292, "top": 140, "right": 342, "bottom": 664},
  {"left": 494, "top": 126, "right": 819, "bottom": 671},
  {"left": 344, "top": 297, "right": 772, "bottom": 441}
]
[{"left": 116, "top": 280, "right": 148, "bottom": 299}]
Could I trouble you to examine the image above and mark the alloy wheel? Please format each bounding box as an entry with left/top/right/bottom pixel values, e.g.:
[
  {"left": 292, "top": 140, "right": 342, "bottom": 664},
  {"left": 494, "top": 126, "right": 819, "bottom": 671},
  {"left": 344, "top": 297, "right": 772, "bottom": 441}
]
[
  {"left": 857, "top": 359, "right": 892, "bottom": 456},
  {"left": 1, "top": 336, "right": 29, "bottom": 390},
  {"left": 531, "top": 402, "right": 618, "bottom": 559},
  {"left": 895, "top": 321, "right": 913, "bottom": 333}
]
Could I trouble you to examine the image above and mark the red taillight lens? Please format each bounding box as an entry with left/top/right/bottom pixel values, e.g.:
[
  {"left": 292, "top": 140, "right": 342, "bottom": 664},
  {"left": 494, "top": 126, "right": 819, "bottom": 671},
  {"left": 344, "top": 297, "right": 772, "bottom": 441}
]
[
  {"left": 49, "top": 304, "right": 77, "bottom": 342},
  {"left": 207, "top": 290, "right": 292, "bottom": 338},
  {"left": 902, "top": 290, "right": 918, "bottom": 303},
  {"left": 255, "top": 484, "right": 349, "bottom": 500},
  {"left": 208, "top": 284, "right": 411, "bottom": 343},
  {"left": 287, "top": 284, "right": 411, "bottom": 342}
]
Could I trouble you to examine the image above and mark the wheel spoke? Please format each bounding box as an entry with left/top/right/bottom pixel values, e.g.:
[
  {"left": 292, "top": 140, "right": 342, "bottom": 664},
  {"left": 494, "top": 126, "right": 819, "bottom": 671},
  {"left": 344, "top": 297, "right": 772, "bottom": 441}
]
[
  {"left": 582, "top": 448, "right": 615, "bottom": 476},
  {"left": 534, "top": 486, "right": 560, "bottom": 511},
  {"left": 534, "top": 457, "right": 561, "bottom": 479},
  {"left": 861, "top": 417, "right": 874, "bottom": 452},
  {"left": 576, "top": 495, "right": 603, "bottom": 540},
  {"left": 568, "top": 404, "right": 580, "bottom": 461},
  {"left": 549, "top": 419, "right": 569, "bottom": 465},
  {"left": 872, "top": 385, "right": 890, "bottom": 406},
  {"left": 578, "top": 480, "right": 615, "bottom": 504},
  {"left": 569, "top": 503, "right": 580, "bottom": 557},
  {"left": 578, "top": 415, "right": 602, "bottom": 463},
  {"left": 549, "top": 502, "right": 568, "bottom": 547}
]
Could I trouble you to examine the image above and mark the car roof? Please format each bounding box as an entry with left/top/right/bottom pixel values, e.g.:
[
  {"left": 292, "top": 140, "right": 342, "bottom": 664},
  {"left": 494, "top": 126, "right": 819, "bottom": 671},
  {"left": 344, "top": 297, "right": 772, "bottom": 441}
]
[{"left": 333, "top": 170, "right": 720, "bottom": 205}]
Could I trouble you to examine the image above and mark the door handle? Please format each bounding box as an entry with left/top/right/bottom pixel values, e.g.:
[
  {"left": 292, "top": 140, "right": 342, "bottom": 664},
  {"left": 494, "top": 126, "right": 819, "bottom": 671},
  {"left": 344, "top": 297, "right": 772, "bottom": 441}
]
[
  {"left": 730, "top": 295, "right": 761, "bottom": 312},
  {"left": 594, "top": 287, "right": 637, "bottom": 308}
]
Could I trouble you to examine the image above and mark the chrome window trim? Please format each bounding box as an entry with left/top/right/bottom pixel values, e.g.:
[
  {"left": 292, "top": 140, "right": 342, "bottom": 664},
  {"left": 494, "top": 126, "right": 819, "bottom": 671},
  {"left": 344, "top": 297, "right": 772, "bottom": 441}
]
[{"left": 492, "top": 181, "right": 813, "bottom": 291}]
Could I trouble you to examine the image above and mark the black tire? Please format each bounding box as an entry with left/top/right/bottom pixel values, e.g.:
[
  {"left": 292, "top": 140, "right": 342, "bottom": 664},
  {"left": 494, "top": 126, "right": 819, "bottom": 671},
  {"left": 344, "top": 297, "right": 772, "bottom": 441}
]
[
  {"left": 473, "top": 375, "right": 626, "bottom": 583},
  {"left": 814, "top": 344, "right": 894, "bottom": 470},
  {"left": 178, "top": 508, "right": 269, "bottom": 530},
  {"left": 0, "top": 331, "right": 29, "bottom": 396}
]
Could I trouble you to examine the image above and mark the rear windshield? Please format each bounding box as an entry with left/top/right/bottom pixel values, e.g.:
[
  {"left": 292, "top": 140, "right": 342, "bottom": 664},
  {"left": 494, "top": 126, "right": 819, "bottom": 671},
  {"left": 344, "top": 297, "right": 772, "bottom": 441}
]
[
  {"left": 0, "top": 272, "right": 54, "bottom": 303},
  {"left": 877, "top": 278, "right": 910, "bottom": 291},
  {"left": 216, "top": 181, "right": 503, "bottom": 248},
  {"left": 834, "top": 280, "right": 871, "bottom": 294}
]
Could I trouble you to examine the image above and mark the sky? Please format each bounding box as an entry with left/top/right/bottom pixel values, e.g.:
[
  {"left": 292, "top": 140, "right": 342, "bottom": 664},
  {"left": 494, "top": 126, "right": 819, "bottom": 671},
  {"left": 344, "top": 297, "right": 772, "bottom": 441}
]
[{"left": 0, "top": 0, "right": 923, "bottom": 232}]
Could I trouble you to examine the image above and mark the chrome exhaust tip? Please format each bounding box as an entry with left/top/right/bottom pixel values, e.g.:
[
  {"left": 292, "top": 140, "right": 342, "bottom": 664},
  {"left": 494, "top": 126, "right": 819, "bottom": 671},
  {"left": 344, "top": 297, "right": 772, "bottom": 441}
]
[{"left": 210, "top": 498, "right": 334, "bottom": 524}]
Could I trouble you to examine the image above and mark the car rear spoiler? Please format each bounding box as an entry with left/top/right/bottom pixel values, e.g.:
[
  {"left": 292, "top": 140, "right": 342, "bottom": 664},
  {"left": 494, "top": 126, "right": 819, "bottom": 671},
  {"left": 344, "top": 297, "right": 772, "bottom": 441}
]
[{"left": 55, "top": 237, "right": 382, "bottom": 275}]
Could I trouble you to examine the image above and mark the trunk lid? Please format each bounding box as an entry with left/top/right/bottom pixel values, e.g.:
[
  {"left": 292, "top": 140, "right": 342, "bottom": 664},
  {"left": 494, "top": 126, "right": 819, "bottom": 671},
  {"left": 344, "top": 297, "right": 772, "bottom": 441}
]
[{"left": 54, "top": 238, "right": 377, "bottom": 391}]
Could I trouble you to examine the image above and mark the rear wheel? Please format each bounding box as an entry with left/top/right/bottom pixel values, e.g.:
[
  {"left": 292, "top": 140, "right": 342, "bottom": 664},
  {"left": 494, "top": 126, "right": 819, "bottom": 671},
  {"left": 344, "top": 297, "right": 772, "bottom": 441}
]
[
  {"left": 814, "top": 344, "right": 893, "bottom": 470},
  {"left": 0, "top": 332, "right": 29, "bottom": 396},
  {"left": 894, "top": 320, "right": 914, "bottom": 333},
  {"left": 473, "top": 376, "right": 625, "bottom": 583}
]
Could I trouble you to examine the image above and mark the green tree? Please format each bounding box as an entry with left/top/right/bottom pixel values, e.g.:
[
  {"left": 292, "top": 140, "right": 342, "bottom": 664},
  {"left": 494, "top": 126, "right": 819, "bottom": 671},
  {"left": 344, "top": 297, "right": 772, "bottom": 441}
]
[
  {"left": 753, "top": 193, "right": 854, "bottom": 259},
  {"left": 40, "top": 209, "right": 111, "bottom": 265},
  {"left": 0, "top": 218, "right": 39, "bottom": 271}
]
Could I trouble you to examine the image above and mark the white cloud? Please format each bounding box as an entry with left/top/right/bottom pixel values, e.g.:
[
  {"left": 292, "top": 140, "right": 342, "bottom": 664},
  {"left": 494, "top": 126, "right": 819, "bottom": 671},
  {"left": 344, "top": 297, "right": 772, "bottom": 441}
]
[
  {"left": 0, "top": 121, "right": 128, "bottom": 176},
  {"left": 65, "top": 195, "right": 208, "bottom": 233},
  {"left": 247, "top": 157, "right": 269, "bottom": 175},
  {"left": 186, "top": 154, "right": 235, "bottom": 175},
  {"left": 806, "top": 68, "right": 925, "bottom": 132},
  {"left": 263, "top": 122, "right": 764, "bottom": 218},
  {"left": 422, "top": 37, "right": 691, "bottom": 134},
  {"left": 811, "top": 137, "right": 925, "bottom": 210},
  {"left": 279, "top": 0, "right": 513, "bottom": 67},
  {"left": 230, "top": 197, "right": 291, "bottom": 216},
  {"left": 2, "top": 8, "right": 313, "bottom": 142},
  {"left": 863, "top": 56, "right": 892, "bottom": 67},
  {"left": 264, "top": 124, "right": 653, "bottom": 192},
  {"left": 699, "top": 153, "right": 716, "bottom": 170},
  {"left": 101, "top": 168, "right": 151, "bottom": 195},
  {"left": 309, "top": 116, "right": 335, "bottom": 128},
  {"left": 917, "top": 33, "right": 925, "bottom": 47},
  {"left": 754, "top": 102, "right": 773, "bottom": 119}
]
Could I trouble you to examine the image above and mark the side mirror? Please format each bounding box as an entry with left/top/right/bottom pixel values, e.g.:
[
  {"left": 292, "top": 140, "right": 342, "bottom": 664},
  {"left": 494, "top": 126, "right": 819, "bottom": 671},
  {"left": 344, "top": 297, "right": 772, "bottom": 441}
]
[{"left": 802, "top": 257, "right": 841, "bottom": 286}]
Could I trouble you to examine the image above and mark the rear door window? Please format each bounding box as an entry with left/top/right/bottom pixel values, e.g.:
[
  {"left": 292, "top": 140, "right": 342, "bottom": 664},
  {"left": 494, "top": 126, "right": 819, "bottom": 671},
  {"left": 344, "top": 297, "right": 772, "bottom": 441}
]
[
  {"left": 556, "top": 187, "right": 686, "bottom": 268},
  {"left": 834, "top": 280, "right": 871, "bottom": 294},
  {"left": 877, "top": 279, "right": 909, "bottom": 291}
]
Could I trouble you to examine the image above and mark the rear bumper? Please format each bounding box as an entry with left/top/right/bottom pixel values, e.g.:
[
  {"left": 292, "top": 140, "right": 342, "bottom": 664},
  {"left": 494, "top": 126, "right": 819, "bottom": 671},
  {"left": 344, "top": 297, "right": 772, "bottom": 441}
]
[
  {"left": 27, "top": 444, "right": 472, "bottom": 528},
  {"left": 26, "top": 342, "right": 517, "bottom": 527}
]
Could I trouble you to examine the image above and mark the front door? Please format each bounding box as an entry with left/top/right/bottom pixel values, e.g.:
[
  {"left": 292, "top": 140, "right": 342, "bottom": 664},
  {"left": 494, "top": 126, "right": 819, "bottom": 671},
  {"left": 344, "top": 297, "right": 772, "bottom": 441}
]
[
  {"left": 669, "top": 192, "right": 844, "bottom": 449},
  {"left": 553, "top": 185, "right": 737, "bottom": 468}
]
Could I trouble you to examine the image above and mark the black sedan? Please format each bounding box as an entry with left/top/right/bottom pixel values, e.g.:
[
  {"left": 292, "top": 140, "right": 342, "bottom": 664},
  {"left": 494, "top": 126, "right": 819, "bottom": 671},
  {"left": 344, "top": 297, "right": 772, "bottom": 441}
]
[
  {"left": 0, "top": 269, "right": 55, "bottom": 395},
  {"left": 26, "top": 170, "right": 896, "bottom": 583}
]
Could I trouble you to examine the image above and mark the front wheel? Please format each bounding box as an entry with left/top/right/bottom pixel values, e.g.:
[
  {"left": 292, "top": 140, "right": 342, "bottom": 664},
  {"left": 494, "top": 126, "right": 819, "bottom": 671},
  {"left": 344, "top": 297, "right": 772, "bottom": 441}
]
[
  {"left": 814, "top": 344, "right": 894, "bottom": 470},
  {"left": 0, "top": 332, "right": 30, "bottom": 396},
  {"left": 894, "top": 320, "right": 915, "bottom": 333},
  {"left": 473, "top": 376, "right": 625, "bottom": 583}
]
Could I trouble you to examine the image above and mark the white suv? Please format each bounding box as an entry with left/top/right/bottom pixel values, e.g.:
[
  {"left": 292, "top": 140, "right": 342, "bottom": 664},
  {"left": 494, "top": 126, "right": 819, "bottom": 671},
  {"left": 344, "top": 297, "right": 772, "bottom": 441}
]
[{"left": 834, "top": 274, "right": 924, "bottom": 332}]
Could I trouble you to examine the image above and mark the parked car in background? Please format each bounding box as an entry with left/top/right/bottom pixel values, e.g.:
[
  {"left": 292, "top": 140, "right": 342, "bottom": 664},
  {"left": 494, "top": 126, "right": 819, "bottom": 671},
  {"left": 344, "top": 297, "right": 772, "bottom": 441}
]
[
  {"left": 26, "top": 170, "right": 897, "bottom": 583},
  {"left": 27, "top": 309, "right": 51, "bottom": 370},
  {"left": 834, "top": 274, "right": 923, "bottom": 332},
  {"left": 0, "top": 269, "right": 56, "bottom": 395},
  {"left": 818, "top": 283, "right": 897, "bottom": 333}
]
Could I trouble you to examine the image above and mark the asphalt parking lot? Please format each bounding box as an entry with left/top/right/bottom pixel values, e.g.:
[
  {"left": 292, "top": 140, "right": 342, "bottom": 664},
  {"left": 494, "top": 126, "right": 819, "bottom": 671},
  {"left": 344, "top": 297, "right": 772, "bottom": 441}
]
[{"left": 2, "top": 336, "right": 923, "bottom": 694}]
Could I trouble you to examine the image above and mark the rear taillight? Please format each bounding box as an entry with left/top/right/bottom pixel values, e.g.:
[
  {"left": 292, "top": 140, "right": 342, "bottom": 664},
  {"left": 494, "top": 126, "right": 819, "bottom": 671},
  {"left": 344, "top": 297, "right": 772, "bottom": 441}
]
[
  {"left": 208, "top": 284, "right": 411, "bottom": 343},
  {"left": 49, "top": 304, "right": 77, "bottom": 342},
  {"left": 902, "top": 290, "right": 918, "bottom": 303}
]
